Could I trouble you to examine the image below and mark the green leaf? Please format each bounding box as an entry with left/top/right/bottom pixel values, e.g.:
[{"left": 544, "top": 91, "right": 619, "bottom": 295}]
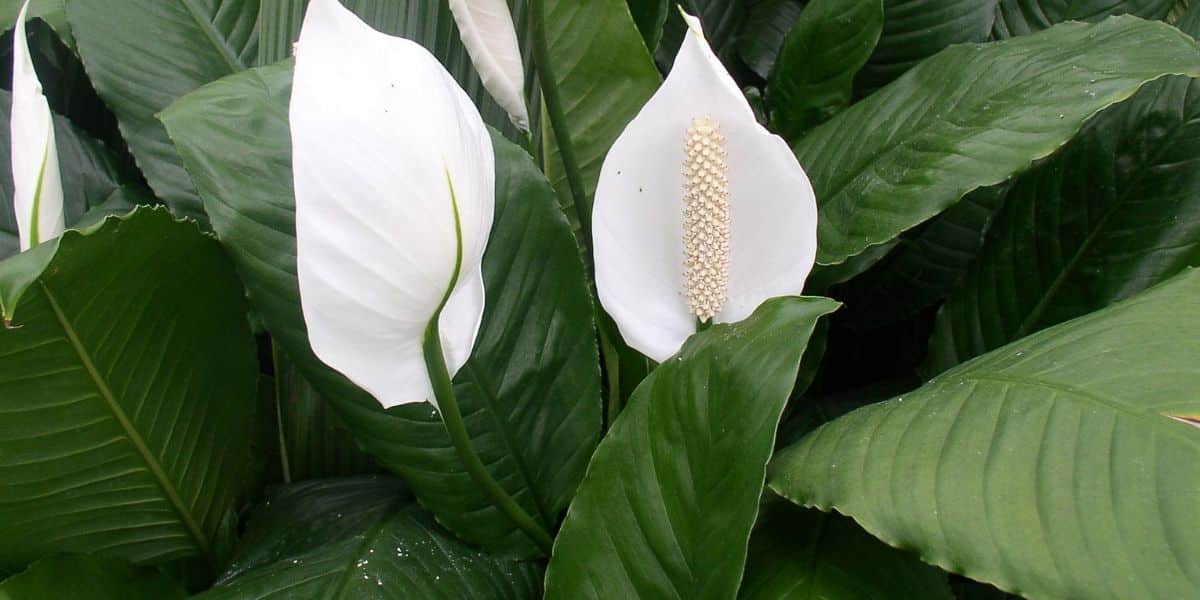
[
  {"left": 627, "top": 0, "right": 668, "bottom": 52},
  {"left": 737, "top": 0, "right": 804, "bottom": 79},
  {"left": 768, "top": 0, "right": 882, "bottom": 142},
  {"left": 0, "top": 0, "right": 71, "bottom": 47},
  {"left": 544, "top": 297, "right": 839, "bottom": 599},
  {"left": 199, "top": 476, "right": 543, "bottom": 599},
  {"left": 855, "top": 0, "right": 996, "bottom": 93},
  {"left": 926, "top": 54, "right": 1200, "bottom": 373},
  {"left": 657, "top": 0, "right": 746, "bottom": 69},
  {"left": 258, "top": 0, "right": 307, "bottom": 66},
  {"left": 0, "top": 90, "right": 134, "bottom": 260},
  {"left": 65, "top": 0, "right": 259, "bottom": 222},
  {"left": 992, "top": 0, "right": 1173, "bottom": 37},
  {"left": 739, "top": 504, "right": 952, "bottom": 600},
  {"left": 0, "top": 207, "right": 259, "bottom": 571},
  {"left": 0, "top": 554, "right": 186, "bottom": 599},
  {"left": 769, "top": 268, "right": 1200, "bottom": 599},
  {"left": 798, "top": 16, "right": 1200, "bottom": 268},
  {"left": 160, "top": 63, "right": 601, "bottom": 557},
  {"left": 273, "top": 353, "right": 379, "bottom": 483},
  {"left": 539, "top": 0, "right": 661, "bottom": 235}
]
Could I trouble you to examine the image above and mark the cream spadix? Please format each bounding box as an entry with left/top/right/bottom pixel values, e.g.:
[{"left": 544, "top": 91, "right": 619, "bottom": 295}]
[
  {"left": 11, "top": 0, "right": 64, "bottom": 251},
  {"left": 291, "top": 0, "right": 495, "bottom": 409},
  {"left": 448, "top": 0, "right": 530, "bottom": 131},
  {"left": 593, "top": 11, "right": 817, "bottom": 362}
]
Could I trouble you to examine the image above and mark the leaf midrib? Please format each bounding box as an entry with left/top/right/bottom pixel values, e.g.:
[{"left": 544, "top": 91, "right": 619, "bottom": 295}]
[
  {"left": 39, "top": 280, "right": 212, "bottom": 558},
  {"left": 179, "top": 0, "right": 246, "bottom": 73}
]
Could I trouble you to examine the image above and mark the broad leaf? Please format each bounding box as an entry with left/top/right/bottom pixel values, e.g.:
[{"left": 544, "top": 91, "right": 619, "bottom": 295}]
[
  {"left": 656, "top": 0, "right": 746, "bottom": 69},
  {"left": 544, "top": 297, "right": 839, "bottom": 599},
  {"left": 798, "top": 17, "right": 1200, "bottom": 268},
  {"left": 0, "top": 0, "right": 70, "bottom": 46},
  {"left": 770, "top": 269, "right": 1200, "bottom": 599},
  {"left": 768, "top": 0, "right": 882, "bottom": 142},
  {"left": 539, "top": 0, "right": 661, "bottom": 234},
  {"left": 258, "top": 0, "right": 307, "bottom": 65},
  {"left": 854, "top": 0, "right": 996, "bottom": 93},
  {"left": 200, "top": 476, "right": 543, "bottom": 599},
  {"left": 737, "top": 0, "right": 803, "bottom": 79},
  {"left": 927, "top": 49, "right": 1200, "bottom": 373},
  {"left": 0, "top": 554, "right": 186, "bottom": 599},
  {"left": 0, "top": 90, "right": 134, "bottom": 260},
  {"left": 627, "top": 0, "right": 668, "bottom": 52},
  {"left": 65, "top": 0, "right": 259, "bottom": 222},
  {"left": 739, "top": 504, "right": 951, "bottom": 599},
  {"left": 992, "top": 0, "right": 1173, "bottom": 37},
  {"left": 161, "top": 63, "right": 601, "bottom": 557},
  {"left": 0, "top": 207, "right": 259, "bottom": 571}
]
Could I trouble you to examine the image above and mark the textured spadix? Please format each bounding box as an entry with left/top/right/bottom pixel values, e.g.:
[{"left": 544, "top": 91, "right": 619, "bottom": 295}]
[
  {"left": 11, "top": 0, "right": 64, "bottom": 251},
  {"left": 291, "top": 0, "right": 495, "bottom": 409},
  {"left": 593, "top": 12, "right": 817, "bottom": 362},
  {"left": 448, "top": 0, "right": 530, "bottom": 131}
]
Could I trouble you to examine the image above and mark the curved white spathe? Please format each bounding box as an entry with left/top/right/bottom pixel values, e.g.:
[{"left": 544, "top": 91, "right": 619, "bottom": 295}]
[
  {"left": 11, "top": 0, "right": 64, "bottom": 251},
  {"left": 448, "top": 0, "right": 530, "bottom": 131},
  {"left": 592, "top": 12, "right": 817, "bottom": 362},
  {"left": 291, "top": 0, "right": 495, "bottom": 409}
]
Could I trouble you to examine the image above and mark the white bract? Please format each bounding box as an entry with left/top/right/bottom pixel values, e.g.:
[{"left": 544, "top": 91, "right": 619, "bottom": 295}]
[
  {"left": 593, "top": 12, "right": 818, "bottom": 362},
  {"left": 11, "top": 0, "right": 64, "bottom": 251},
  {"left": 291, "top": 0, "right": 495, "bottom": 409},
  {"left": 448, "top": 0, "right": 530, "bottom": 131}
]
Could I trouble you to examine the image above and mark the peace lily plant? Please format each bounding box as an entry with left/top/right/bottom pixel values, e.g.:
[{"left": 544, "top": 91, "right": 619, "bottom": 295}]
[
  {"left": 2, "top": 0, "right": 1199, "bottom": 597},
  {"left": 594, "top": 12, "right": 817, "bottom": 362},
  {"left": 10, "top": 0, "right": 63, "bottom": 251}
]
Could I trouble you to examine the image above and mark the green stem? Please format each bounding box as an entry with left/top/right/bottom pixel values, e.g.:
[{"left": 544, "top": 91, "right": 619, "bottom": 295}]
[
  {"left": 270, "top": 342, "right": 292, "bottom": 485},
  {"left": 529, "top": 0, "right": 591, "bottom": 252},
  {"left": 598, "top": 314, "right": 623, "bottom": 428},
  {"left": 422, "top": 319, "right": 554, "bottom": 555}
]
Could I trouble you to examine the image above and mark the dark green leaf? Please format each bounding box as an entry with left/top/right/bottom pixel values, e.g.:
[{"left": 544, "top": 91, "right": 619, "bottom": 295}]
[
  {"left": 738, "top": 0, "right": 804, "bottom": 79},
  {"left": 0, "top": 90, "right": 133, "bottom": 260},
  {"left": 628, "top": 0, "right": 669, "bottom": 52},
  {"left": 258, "top": 0, "right": 308, "bottom": 66},
  {"left": 739, "top": 504, "right": 951, "bottom": 600},
  {"left": 200, "top": 476, "right": 543, "bottom": 599},
  {"left": 797, "top": 17, "right": 1200, "bottom": 268},
  {"left": 926, "top": 54, "right": 1200, "bottom": 373},
  {"left": 161, "top": 63, "right": 601, "bottom": 557},
  {"left": 992, "top": 0, "right": 1173, "bottom": 37},
  {"left": 65, "top": 0, "right": 259, "bottom": 222},
  {"left": 0, "top": 207, "right": 259, "bottom": 571},
  {"left": 0, "top": 554, "right": 186, "bottom": 599},
  {"left": 657, "top": 0, "right": 747, "bottom": 70},
  {"left": 770, "top": 269, "right": 1200, "bottom": 599},
  {"left": 0, "top": 0, "right": 71, "bottom": 46},
  {"left": 768, "top": 0, "right": 882, "bottom": 142},
  {"left": 544, "top": 297, "right": 839, "bottom": 599},
  {"left": 855, "top": 0, "right": 996, "bottom": 93}
]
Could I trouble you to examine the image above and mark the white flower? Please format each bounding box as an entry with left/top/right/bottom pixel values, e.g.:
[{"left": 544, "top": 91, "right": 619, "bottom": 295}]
[
  {"left": 11, "top": 0, "right": 64, "bottom": 251},
  {"left": 593, "top": 11, "right": 818, "bottom": 362},
  {"left": 291, "top": 0, "right": 495, "bottom": 409},
  {"left": 448, "top": 0, "right": 530, "bottom": 131}
]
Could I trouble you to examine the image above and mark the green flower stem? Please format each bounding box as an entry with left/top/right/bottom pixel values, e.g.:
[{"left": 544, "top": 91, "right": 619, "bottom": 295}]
[
  {"left": 422, "top": 318, "right": 555, "bottom": 555},
  {"left": 529, "top": 0, "right": 591, "bottom": 252}
]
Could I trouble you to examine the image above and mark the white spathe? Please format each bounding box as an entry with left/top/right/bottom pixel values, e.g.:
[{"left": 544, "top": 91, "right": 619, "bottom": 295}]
[
  {"left": 448, "top": 0, "right": 530, "bottom": 131},
  {"left": 593, "top": 12, "right": 818, "bottom": 363},
  {"left": 291, "top": 0, "right": 495, "bottom": 409},
  {"left": 11, "top": 0, "right": 64, "bottom": 251}
]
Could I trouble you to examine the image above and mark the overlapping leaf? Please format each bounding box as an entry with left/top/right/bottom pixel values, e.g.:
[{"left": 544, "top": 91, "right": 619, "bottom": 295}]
[
  {"left": 992, "top": 0, "right": 1173, "bottom": 37},
  {"left": 0, "top": 555, "right": 186, "bottom": 599},
  {"left": 770, "top": 269, "right": 1200, "bottom": 598},
  {"left": 854, "top": 0, "right": 996, "bottom": 93}
]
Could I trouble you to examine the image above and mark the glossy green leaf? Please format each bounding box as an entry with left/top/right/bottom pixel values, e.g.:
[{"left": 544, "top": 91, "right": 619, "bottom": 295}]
[
  {"left": 65, "top": 0, "right": 259, "bottom": 222},
  {"left": 0, "top": 0, "right": 70, "bottom": 46},
  {"left": 770, "top": 269, "right": 1200, "bottom": 599},
  {"left": 627, "top": 0, "right": 668, "bottom": 52},
  {"left": 0, "top": 90, "right": 134, "bottom": 260},
  {"left": 161, "top": 63, "right": 600, "bottom": 557},
  {"left": 768, "top": 0, "right": 882, "bottom": 142},
  {"left": 0, "top": 554, "right": 186, "bottom": 599},
  {"left": 992, "top": 0, "right": 1173, "bottom": 37},
  {"left": 199, "top": 476, "right": 543, "bottom": 599},
  {"left": 656, "top": 0, "right": 746, "bottom": 69},
  {"left": 926, "top": 50, "right": 1200, "bottom": 373},
  {"left": 739, "top": 504, "right": 952, "bottom": 600},
  {"left": 737, "top": 0, "right": 803, "bottom": 79},
  {"left": 545, "top": 297, "right": 839, "bottom": 599},
  {"left": 539, "top": 0, "right": 661, "bottom": 234},
  {"left": 797, "top": 17, "right": 1200, "bottom": 268},
  {"left": 258, "top": 0, "right": 307, "bottom": 66},
  {"left": 855, "top": 0, "right": 996, "bottom": 93},
  {"left": 0, "top": 207, "right": 259, "bottom": 571}
]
